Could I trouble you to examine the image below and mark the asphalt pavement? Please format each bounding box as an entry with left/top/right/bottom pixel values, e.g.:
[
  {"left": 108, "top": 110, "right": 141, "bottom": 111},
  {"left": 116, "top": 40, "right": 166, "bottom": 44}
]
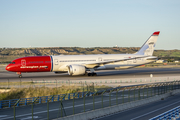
[{"left": 98, "top": 93, "right": 180, "bottom": 120}]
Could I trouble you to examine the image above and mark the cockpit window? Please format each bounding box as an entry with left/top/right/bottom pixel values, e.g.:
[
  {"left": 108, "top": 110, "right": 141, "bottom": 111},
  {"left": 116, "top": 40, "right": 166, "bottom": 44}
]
[{"left": 10, "top": 62, "right": 15, "bottom": 64}]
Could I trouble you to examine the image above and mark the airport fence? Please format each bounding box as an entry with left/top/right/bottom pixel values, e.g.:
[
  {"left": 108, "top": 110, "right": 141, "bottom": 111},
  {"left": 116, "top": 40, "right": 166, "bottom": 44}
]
[
  {"left": 0, "top": 92, "right": 93, "bottom": 109},
  {"left": 1, "top": 81, "right": 180, "bottom": 120},
  {"left": 0, "top": 77, "right": 178, "bottom": 88},
  {"left": 1, "top": 80, "right": 180, "bottom": 109}
]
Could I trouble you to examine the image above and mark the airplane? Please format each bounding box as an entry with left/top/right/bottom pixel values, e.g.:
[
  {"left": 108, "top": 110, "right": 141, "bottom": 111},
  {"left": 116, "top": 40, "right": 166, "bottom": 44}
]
[{"left": 6, "top": 31, "right": 160, "bottom": 78}]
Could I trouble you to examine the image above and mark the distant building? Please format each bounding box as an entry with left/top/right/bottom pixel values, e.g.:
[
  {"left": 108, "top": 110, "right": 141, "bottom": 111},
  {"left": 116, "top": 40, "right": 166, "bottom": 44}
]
[
  {"left": 113, "top": 45, "right": 118, "bottom": 48},
  {"left": 175, "top": 61, "right": 179, "bottom": 63},
  {"left": 155, "top": 60, "right": 164, "bottom": 63}
]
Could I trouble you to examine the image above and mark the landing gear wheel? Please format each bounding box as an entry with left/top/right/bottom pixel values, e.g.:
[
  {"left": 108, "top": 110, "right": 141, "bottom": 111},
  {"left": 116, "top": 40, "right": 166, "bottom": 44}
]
[
  {"left": 19, "top": 75, "right": 22, "bottom": 78},
  {"left": 85, "top": 72, "right": 88, "bottom": 76},
  {"left": 88, "top": 73, "right": 97, "bottom": 76},
  {"left": 93, "top": 73, "right": 97, "bottom": 76},
  {"left": 88, "top": 73, "right": 92, "bottom": 76}
]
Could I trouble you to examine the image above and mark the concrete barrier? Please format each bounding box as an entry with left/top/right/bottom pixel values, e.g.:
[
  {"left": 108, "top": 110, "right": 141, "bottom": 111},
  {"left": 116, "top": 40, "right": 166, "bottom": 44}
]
[
  {"left": 151, "top": 97, "right": 155, "bottom": 102},
  {"left": 86, "top": 111, "right": 93, "bottom": 120},
  {"left": 148, "top": 98, "right": 152, "bottom": 102},
  {"left": 54, "top": 89, "right": 180, "bottom": 120},
  {"left": 111, "top": 106, "right": 116, "bottom": 113},
  {"left": 140, "top": 100, "right": 144, "bottom": 105},
  {"left": 173, "top": 89, "right": 180, "bottom": 95},
  {"left": 126, "top": 103, "right": 130, "bottom": 109},
  {"left": 155, "top": 96, "right": 159, "bottom": 101},
  {"left": 144, "top": 99, "right": 148, "bottom": 104},
  {"left": 135, "top": 101, "right": 140, "bottom": 106},
  {"left": 118, "top": 104, "right": 123, "bottom": 111},
  {"left": 113, "top": 106, "right": 119, "bottom": 113},
  {"left": 130, "top": 102, "right": 134, "bottom": 108},
  {"left": 141, "top": 99, "right": 146, "bottom": 104},
  {"left": 94, "top": 110, "right": 99, "bottom": 118},
  {"left": 104, "top": 108, "right": 110, "bottom": 115},
  {"left": 135, "top": 101, "right": 139, "bottom": 106},
  {"left": 99, "top": 109, "right": 104, "bottom": 116},
  {"left": 122, "top": 104, "right": 126, "bottom": 110},
  {"left": 129, "top": 102, "right": 133, "bottom": 108},
  {"left": 133, "top": 101, "right": 137, "bottom": 107},
  {"left": 147, "top": 98, "right": 151, "bottom": 103},
  {"left": 79, "top": 113, "right": 86, "bottom": 120}
]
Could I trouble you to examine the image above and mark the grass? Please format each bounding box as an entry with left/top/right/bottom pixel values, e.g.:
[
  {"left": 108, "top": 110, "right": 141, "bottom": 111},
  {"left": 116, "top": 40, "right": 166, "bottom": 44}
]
[
  {"left": 0, "top": 85, "right": 111, "bottom": 100},
  {"left": 0, "top": 81, "right": 34, "bottom": 86}
]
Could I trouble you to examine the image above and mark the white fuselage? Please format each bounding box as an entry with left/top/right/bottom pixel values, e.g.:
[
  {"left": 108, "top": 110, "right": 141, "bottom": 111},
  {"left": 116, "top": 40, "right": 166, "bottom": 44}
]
[{"left": 51, "top": 54, "right": 156, "bottom": 72}]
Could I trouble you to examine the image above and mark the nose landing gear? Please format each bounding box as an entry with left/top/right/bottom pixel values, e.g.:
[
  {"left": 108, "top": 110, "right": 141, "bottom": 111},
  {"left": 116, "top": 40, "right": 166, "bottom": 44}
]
[{"left": 16, "top": 72, "right": 22, "bottom": 78}]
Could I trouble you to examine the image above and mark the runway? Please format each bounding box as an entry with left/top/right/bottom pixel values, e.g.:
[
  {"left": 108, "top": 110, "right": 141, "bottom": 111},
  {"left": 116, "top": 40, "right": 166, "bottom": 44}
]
[{"left": 0, "top": 67, "right": 180, "bottom": 83}]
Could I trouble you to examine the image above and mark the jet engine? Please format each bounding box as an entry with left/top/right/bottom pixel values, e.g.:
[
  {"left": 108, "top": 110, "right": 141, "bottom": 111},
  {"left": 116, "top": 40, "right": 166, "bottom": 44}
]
[{"left": 67, "top": 65, "right": 86, "bottom": 76}]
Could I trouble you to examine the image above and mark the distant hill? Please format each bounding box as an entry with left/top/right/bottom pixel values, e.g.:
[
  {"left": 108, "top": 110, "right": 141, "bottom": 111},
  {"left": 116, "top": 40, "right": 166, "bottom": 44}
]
[{"left": 0, "top": 47, "right": 180, "bottom": 63}]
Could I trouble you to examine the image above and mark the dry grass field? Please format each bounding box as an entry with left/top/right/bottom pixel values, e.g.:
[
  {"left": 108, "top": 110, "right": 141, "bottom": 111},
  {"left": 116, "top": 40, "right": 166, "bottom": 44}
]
[{"left": 0, "top": 85, "right": 111, "bottom": 100}]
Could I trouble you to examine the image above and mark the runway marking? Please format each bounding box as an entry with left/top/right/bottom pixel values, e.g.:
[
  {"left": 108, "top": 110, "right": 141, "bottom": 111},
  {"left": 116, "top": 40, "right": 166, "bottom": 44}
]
[
  {"left": 130, "top": 100, "right": 180, "bottom": 120},
  {"left": 0, "top": 115, "right": 8, "bottom": 118},
  {"left": 20, "top": 116, "right": 38, "bottom": 120}
]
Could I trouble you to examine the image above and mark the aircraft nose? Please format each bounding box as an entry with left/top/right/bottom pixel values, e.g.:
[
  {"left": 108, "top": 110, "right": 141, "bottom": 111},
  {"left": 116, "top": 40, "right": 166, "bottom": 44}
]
[{"left": 5, "top": 65, "right": 10, "bottom": 71}]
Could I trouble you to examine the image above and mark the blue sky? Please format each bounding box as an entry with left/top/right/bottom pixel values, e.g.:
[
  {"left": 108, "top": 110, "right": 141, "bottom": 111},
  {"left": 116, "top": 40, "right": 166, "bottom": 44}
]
[{"left": 0, "top": 0, "right": 180, "bottom": 50}]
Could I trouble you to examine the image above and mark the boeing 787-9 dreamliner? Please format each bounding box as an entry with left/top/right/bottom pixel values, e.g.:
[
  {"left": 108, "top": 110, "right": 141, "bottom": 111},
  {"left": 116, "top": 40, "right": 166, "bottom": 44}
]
[{"left": 6, "top": 31, "right": 160, "bottom": 78}]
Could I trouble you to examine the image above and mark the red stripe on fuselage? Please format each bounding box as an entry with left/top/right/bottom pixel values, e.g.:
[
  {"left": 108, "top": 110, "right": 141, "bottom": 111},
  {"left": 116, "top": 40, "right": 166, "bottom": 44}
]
[{"left": 6, "top": 56, "right": 52, "bottom": 72}]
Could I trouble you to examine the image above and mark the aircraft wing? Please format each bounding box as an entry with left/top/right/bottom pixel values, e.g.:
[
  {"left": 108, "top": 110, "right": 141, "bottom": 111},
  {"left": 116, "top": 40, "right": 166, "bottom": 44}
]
[{"left": 83, "top": 56, "right": 149, "bottom": 68}]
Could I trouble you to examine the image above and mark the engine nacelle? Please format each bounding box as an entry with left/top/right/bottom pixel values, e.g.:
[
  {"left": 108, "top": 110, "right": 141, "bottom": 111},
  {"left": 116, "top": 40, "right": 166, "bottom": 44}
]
[{"left": 67, "top": 65, "right": 86, "bottom": 76}]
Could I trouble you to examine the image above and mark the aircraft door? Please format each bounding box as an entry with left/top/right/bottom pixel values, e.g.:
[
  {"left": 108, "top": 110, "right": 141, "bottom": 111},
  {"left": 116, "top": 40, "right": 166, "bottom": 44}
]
[
  {"left": 133, "top": 58, "right": 137, "bottom": 63},
  {"left": 98, "top": 57, "right": 102, "bottom": 62},
  {"left": 54, "top": 59, "right": 58, "bottom": 65},
  {"left": 51, "top": 56, "right": 60, "bottom": 71}
]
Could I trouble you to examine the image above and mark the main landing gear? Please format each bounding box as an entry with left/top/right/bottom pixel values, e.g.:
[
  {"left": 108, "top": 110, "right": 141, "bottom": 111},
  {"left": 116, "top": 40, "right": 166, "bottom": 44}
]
[
  {"left": 16, "top": 72, "right": 22, "bottom": 78},
  {"left": 88, "top": 72, "right": 97, "bottom": 76},
  {"left": 86, "top": 69, "right": 97, "bottom": 76}
]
